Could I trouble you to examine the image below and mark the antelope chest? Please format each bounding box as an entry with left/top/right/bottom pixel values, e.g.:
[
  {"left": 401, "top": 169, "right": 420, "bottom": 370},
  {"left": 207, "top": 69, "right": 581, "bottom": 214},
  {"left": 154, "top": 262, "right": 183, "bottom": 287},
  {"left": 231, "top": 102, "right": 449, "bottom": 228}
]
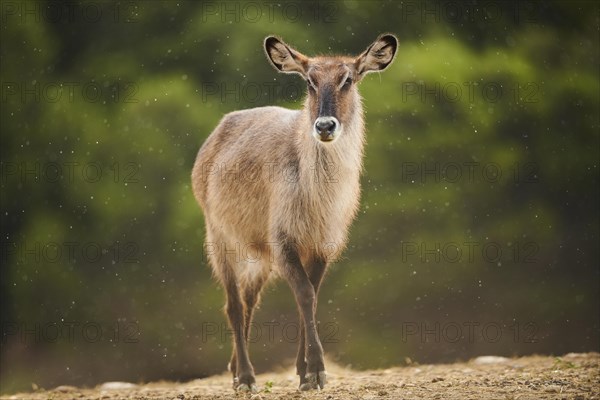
[{"left": 276, "top": 168, "right": 360, "bottom": 258}]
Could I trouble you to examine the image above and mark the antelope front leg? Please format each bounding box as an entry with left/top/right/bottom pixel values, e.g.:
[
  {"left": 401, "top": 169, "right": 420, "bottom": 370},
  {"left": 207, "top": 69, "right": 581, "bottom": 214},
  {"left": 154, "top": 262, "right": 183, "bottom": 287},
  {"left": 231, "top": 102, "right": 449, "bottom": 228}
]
[
  {"left": 296, "top": 257, "right": 327, "bottom": 389},
  {"left": 223, "top": 280, "right": 257, "bottom": 393},
  {"left": 278, "top": 241, "right": 326, "bottom": 390},
  {"left": 295, "top": 318, "right": 326, "bottom": 390},
  {"left": 296, "top": 318, "right": 307, "bottom": 385}
]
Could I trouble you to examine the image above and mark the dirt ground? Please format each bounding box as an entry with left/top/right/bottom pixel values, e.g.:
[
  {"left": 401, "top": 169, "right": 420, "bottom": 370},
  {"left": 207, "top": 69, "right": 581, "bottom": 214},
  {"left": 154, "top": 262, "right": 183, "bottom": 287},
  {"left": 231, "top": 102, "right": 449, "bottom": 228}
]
[{"left": 2, "top": 352, "right": 598, "bottom": 400}]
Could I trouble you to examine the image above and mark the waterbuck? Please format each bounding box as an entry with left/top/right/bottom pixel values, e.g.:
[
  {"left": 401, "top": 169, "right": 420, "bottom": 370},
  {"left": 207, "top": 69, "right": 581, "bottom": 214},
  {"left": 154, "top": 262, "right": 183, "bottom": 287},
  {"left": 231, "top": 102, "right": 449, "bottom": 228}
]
[{"left": 191, "top": 34, "right": 398, "bottom": 392}]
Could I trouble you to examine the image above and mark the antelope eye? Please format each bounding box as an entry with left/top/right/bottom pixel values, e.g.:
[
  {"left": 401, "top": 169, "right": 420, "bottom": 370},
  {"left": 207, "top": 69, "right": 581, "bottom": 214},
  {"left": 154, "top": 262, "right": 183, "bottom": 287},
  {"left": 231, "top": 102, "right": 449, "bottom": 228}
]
[
  {"left": 343, "top": 77, "right": 353, "bottom": 86},
  {"left": 307, "top": 79, "right": 316, "bottom": 89}
]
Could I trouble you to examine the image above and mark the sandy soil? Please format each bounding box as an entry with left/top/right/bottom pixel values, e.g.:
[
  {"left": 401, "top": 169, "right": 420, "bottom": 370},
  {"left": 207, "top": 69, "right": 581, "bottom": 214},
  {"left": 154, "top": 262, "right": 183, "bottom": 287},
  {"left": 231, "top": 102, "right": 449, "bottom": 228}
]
[{"left": 2, "top": 353, "right": 598, "bottom": 400}]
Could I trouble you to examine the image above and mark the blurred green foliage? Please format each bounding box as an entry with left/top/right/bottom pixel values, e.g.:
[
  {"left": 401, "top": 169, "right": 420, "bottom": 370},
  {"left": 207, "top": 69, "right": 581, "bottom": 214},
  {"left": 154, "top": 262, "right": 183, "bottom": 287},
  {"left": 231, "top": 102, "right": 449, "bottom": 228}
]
[{"left": 1, "top": 0, "right": 598, "bottom": 394}]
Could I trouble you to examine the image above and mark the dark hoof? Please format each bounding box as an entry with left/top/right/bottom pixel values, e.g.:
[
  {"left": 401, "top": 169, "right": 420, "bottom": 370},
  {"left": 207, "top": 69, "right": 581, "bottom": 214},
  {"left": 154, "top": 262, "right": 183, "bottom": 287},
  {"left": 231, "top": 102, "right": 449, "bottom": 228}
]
[
  {"left": 299, "top": 371, "right": 326, "bottom": 390},
  {"left": 233, "top": 373, "right": 257, "bottom": 392},
  {"left": 236, "top": 383, "right": 259, "bottom": 393}
]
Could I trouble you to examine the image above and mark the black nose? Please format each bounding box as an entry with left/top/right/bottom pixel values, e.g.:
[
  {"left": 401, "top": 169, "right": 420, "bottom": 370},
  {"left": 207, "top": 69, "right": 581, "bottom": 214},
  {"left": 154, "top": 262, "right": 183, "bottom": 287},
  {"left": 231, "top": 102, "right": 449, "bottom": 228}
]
[{"left": 315, "top": 119, "right": 336, "bottom": 138}]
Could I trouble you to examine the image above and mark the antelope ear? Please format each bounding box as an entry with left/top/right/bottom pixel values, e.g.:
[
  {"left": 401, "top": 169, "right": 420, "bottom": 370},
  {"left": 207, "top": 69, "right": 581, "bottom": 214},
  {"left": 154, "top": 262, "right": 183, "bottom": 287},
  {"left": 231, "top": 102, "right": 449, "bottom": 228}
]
[
  {"left": 355, "top": 34, "right": 398, "bottom": 79},
  {"left": 264, "top": 36, "right": 309, "bottom": 78}
]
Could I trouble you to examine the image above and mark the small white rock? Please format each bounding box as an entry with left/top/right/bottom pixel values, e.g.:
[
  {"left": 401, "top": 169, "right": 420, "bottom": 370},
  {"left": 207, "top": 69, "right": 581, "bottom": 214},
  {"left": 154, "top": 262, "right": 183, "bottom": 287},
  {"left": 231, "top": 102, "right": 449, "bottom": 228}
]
[
  {"left": 53, "top": 385, "right": 77, "bottom": 392},
  {"left": 99, "top": 381, "right": 137, "bottom": 390},
  {"left": 472, "top": 356, "right": 510, "bottom": 365}
]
